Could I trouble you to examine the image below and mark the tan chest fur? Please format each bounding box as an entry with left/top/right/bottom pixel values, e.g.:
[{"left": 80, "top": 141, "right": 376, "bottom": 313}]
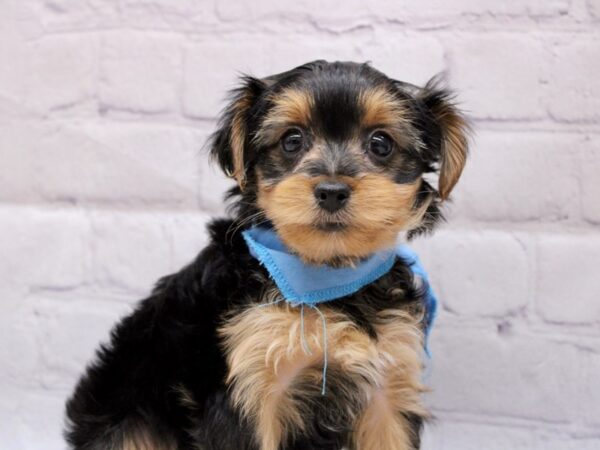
[{"left": 219, "top": 290, "right": 428, "bottom": 450}]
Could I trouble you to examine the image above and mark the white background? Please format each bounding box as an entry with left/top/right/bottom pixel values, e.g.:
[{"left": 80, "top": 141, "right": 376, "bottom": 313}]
[{"left": 1, "top": 0, "right": 599, "bottom": 448}]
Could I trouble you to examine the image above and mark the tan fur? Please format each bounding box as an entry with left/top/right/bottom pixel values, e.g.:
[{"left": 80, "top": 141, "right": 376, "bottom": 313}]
[
  {"left": 429, "top": 100, "right": 469, "bottom": 200},
  {"left": 229, "top": 93, "right": 253, "bottom": 188},
  {"left": 121, "top": 427, "right": 176, "bottom": 450},
  {"left": 174, "top": 383, "right": 199, "bottom": 411},
  {"left": 359, "top": 87, "right": 420, "bottom": 150},
  {"left": 253, "top": 89, "right": 314, "bottom": 147},
  {"left": 360, "top": 86, "right": 410, "bottom": 128},
  {"left": 219, "top": 293, "right": 426, "bottom": 450},
  {"left": 353, "top": 310, "right": 429, "bottom": 450},
  {"left": 257, "top": 173, "right": 431, "bottom": 265}
]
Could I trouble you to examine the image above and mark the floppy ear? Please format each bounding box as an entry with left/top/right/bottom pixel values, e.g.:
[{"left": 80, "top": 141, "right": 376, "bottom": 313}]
[
  {"left": 419, "top": 79, "right": 470, "bottom": 200},
  {"left": 210, "top": 76, "right": 265, "bottom": 189}
]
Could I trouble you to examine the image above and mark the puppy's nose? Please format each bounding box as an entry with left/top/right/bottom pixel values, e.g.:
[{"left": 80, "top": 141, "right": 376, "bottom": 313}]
[{"left": 314, "top": 181, "right": 351, "bottom": 213}]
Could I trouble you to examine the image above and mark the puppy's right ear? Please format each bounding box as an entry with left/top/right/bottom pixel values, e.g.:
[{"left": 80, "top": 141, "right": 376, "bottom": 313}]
[
  {"left": 418, "top": 78, "right": 470, "bottom": 201},
  {"left": 210, "top": 76, "right": 265, "bottom": 189}
]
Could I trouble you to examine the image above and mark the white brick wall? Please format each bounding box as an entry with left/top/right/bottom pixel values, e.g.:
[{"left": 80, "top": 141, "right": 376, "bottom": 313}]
[{"left": 1, "top": 0, "right": 599, "bottom": 448}]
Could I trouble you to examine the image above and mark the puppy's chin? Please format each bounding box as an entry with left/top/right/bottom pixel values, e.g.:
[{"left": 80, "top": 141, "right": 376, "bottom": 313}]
[
  {"left": 257, "top": 173, "right": 429, "bottom": 267},
  {"left": 275, "top": 224, "right": 400, "bottom": 267}
]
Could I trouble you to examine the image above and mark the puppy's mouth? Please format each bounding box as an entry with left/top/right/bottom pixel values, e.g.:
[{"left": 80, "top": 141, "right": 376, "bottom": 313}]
[{"left": 314, "top": 221, "right": 348, "bottom": 232}]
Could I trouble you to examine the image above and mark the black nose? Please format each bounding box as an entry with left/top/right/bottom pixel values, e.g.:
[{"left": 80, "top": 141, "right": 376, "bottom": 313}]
[{"left": 314, "top": 181, "right": 351, "bottom": 213}]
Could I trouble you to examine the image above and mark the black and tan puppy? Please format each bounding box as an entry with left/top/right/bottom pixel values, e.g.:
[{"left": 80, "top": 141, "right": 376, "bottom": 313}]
[{"left": 65, "top": 60, "right": 468, "bottom": 450}]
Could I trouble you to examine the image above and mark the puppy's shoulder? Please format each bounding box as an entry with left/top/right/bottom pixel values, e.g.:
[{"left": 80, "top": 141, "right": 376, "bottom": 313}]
[{"left": 150, "top": 218, "right": 257, "bottom": 306}]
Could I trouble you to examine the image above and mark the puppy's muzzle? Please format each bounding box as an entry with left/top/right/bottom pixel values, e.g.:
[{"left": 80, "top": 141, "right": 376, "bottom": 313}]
[{"left": 314, "top": 181, "right": 351, "bottom": 213}]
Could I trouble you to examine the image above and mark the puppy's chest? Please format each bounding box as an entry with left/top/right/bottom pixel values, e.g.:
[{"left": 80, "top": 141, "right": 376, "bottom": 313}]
[{"left": 218, "top": 285, "right": 426, "bottom": 450}]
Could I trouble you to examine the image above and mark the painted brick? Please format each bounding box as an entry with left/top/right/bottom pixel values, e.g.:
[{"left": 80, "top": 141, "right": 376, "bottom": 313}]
[
  {"left": 22, "top": 34, "right": 97, "bottom": 112},
  {"left": 580, "top": 345, "right": 600, "bottom": 426},
  {"left": 590, "top": 0, "right": 600, "bottom": 19},
  {"left": 0, "top": 115, "right": 47, "bottom": 204},
  {"left": 424, "top": 421, "right": 600, "bottom": 450},
  {"left": 197, "top": 157, "right": 235, "bottom": 213},
  {"left": 0, "top": 389, "right": 68, "bottom": 450},
  {"left": 121, "top": 0, "right": 218, "bottom": 30},
  {"left": 453, "top": 131, "right": 580, "bottom": 222},
  {"left": 79, "top": 122, "right": 203, "bottom": 207},
  {"left": 425, "top": 421, "right": 536, "bottom": 450},
  {"left": 217, "top": 0, "right": 570, "bottom": 25},
  {"left": 99, "top": 32, "right": 182, "bottom": 113},
  {"left": 34, "top": 297, "right": 132, "bottom": 390},
  {"left": 384, "top": 0, "right": 571, "bottom": 20},
  {"left": 420, "top": 230, "right": 529, "bottom": 317},
  {"left": 449, "top": 34, "right": 550, "bottom": 120},
  {"left": 182, "top": 39, "right": 360, "bottom": 118},
  {"left": 89, "top": 210, "right": 173, "bottom": 295},
  {"left": 362, "top": 33, "right": 446, "bottom": 86},
  {"left": 427, "top": 327, "right": 582, "bottom": 422},
  {"left": 0, "top": 206, "right": 90, "bottom": 290},
  {"left": 0, "top": 306, "right": 41, "bottom": 389},
  {"left": 547, "top": 38, "right": 600, "bottom": 122},
  {"left": 26, "top": 0, "right": 120, "bottom": 32},
  {"left": 30, "top": 122, "right": 197, "bottom": 207},
  {"left": 581, "top": 136, "right": 600, "bottom": 223},
  {"left": 1, "top": 0, "right": 599, "bottom": 448},
  {"left": 167, "top": 211, "right": 213, "bottom": 269},
  {"left": 536, "top": 233, "right": 600, "bottom": 324}
]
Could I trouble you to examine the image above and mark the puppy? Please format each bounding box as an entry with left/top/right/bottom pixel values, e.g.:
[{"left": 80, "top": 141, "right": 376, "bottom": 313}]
[{"left": 65, "top": 60, "right": 468, "bottom": 450}]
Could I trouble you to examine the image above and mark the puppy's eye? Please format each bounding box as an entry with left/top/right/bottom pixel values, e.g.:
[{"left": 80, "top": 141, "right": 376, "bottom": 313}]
[
  {"left": 368, "top": 132, "right": 394, "bottom": 159},
  {"left": 281, "top": 129, "right": 304, "bottom": 153}
]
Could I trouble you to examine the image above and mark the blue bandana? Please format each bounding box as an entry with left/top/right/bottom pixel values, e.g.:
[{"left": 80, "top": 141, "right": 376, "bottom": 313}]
[{"left": 242, "top": 226, "right": 438, "bottom": 394}]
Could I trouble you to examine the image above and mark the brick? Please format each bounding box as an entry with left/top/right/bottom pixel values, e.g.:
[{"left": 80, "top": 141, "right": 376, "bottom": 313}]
[
  {"left": 79, "top": 122, "right": 203, "bottom": 207},
  {"left": 121, "top": 0, "right": 218, "bottom": 30},
  {"left": 215, "top": 0, "right": 372, "bottom": 26},
  {"left": 427, "top": 327, "right": 581, "bottom": 422},
  {"left": 0, "top": 388, "right": 21, "bottom": 450},
  {"left": 167, "top": 211, "right": 213, "bottom": 269},
  {"left": 217, "top": 0, "right": 570, "bottom": 25},
  {"left": 547, "top": 39, "right": 600, "bottom": 122},
  {"left": 28, "top": 122, "right": 196, "bottom": 207},
  {"left": 581, "top": 136, "right": 600, "bottom": 223},
  {"left": 386, "top": 0, "right": 570, "bottom": 19},
  {"left": 0, "top": 389, "right": 69, "bottom": 450},
  {"left": 538, "top": 435, "right": 600, "bottom": 450},
  {"left": 0, "top": 206, "right": 90, "bottom": 290},
  {"left": 363, "top": 33, "right": 446, "bottom": 86},
  {"left": 99, "top": 32, "right": 182, "bottom": 113},
  {"left": 34, "top": 297, "right": 131, "bottom": 390},
  {"left": 27, "top": 34, "right": 97, "bottom": 111},
  {"left": 182, "top": 39, "right": 360, "bottom": 118},
  {"left": 0, "top": 117, "right": 46, "bottom": 203},
  {"left": 27, "top": 0, "right": 120, "bottom": 31},
  {"left": 590, "top": 0, "right": 600, "bottom": 19},
  {"left": 580, "top": 346, "right": 600, "bottom": 426},
  {"left": 417, "top": 230, "right": 529, "bottom": 317},
  {"left": 425, "top": 421, "right": 600, "bottom": 450},
  {"left": 427, "top": 421, "right": 536, "bottom": 450},
  {"left": 197, "top": 155, "right": 235, "bottom": 213},
  {"left": 452, "top": 131, "right": 579, "bottom": 222},
  {"left": 3, "top": 1, "right": 600, "bottom": 447},
  {"left": 90, "top": 210, "right": 173, "bottom": 294},
  {"left": 3, "top": 34, "right": 98, "bottom": 113},
  {"left": 449, "top": 34, "right": 550, "bottom": 119},
  {"left": 536, "top": 234, "right": 600, "bottom": 325},
  {"left": 0, "top": 306, "right": 41, "bottom": 388}
]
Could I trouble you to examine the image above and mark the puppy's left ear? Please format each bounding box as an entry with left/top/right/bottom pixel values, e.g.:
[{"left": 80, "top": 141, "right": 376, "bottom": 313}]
[
  {"left": 210, "top": 76, "right": 265, "bottom": 189},
  {"left": 418, "top": 78, "right": 470, "bottom": 200}
]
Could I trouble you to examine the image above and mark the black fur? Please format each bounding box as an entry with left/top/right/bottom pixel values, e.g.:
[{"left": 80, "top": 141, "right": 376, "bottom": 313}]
[
  {"left": 66, "top": 61, "right": 466, "bottom": 449},
  {"left": 65, "top": 219, "right": 426, "bottom": 449}
]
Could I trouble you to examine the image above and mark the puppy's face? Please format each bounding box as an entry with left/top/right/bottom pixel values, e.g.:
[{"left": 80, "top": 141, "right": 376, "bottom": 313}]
[{"left": 211, "top": 61, "right": 468, "bottom": 266}]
